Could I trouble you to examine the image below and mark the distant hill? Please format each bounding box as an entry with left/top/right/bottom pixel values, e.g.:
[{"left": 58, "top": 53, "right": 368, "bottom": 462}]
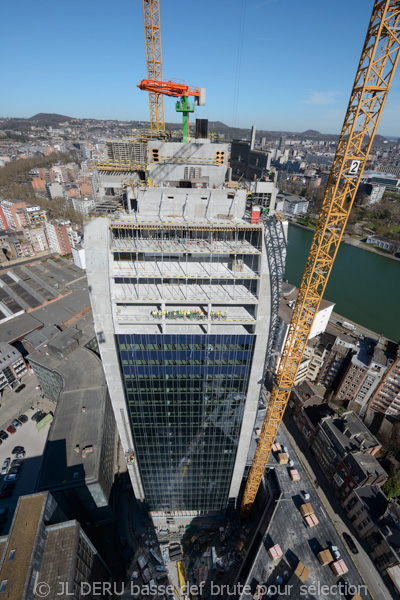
[
  {"left": 302, "top": 130, "right": 321, "bottom": 137},
  {"left": 28, "top": 113, "right": 74, "bottom": 123}
]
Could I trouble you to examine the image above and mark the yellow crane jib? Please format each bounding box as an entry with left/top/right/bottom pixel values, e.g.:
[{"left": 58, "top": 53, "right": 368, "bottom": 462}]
[{"left": 240, "top": 0, "right": 400, "bottom": 519}]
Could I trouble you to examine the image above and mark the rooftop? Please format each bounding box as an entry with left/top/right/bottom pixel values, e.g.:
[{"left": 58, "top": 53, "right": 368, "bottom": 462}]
[
  {"left": 279, "top": 287, "right": 334, "bottom": 326},
  {"left": 37, "top": 384, "right": 108, "bottom": 490},
  {"left": 354, "top": 484, "right": 389, "bottom": 520},
  {"left": 0, "top": 493, "right": 47, "bottom": 600},
  {"left": 0, "top": 341, "right": 22, "bottom": 369},
  {"left": 320, "top": 410, "right": 381, "bottom": 453},
  {"left": 343, "top": 452, "right": 388, "bottom": 482}
]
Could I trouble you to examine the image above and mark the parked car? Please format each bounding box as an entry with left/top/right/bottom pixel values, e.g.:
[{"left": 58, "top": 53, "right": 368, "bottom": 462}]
[
  {"left": 2, "top": 483, "right": 15, "bottom": 491},
  {"left": 4, "top": 474, "right": 18, "bottom": 482},
  {"left": 8, "top": 467, "right": 20, "bottom": 475},
  {"left": 1, "top": 459, "right": 10, "bottom": 476},
  {"left": 330, "top": 545, "right": 340, "bottom": 560},
  {"left": 343, "top": 532, "right": 358, "bottom": 554},
  {"left": 17, "top": 415, "right": 28, "bottom": 424},
  {"left": 12, "top": 446, "right": 24, "bottom": 455},
  {"left": 11, "top": 420, "right": 22, "bottom": 430},
  {"left": 6, "top": 426, "right": 16, "bottom": 435},
  {"left": 34, "top": 412, "right": 46, "bottom": 423},
  {"left": 10, "top": 460, "right": 23, "bottom": 468},
  {"left": 0, "top": 491, "right": 12, "bottom": 499},
  {"left": 31, "top": 411, "right": 42, "bottom": 421},
  {"left": 14, "top": 384, "right": 26, "bottom": 394},
  {"left": 0, "top": 431, "right": 8, "bottom": 441}
]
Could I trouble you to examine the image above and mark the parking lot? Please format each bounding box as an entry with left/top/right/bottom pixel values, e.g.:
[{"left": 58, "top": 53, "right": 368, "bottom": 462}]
[{"left": 0, "top": 405, "right": 52, "bottom": 535}]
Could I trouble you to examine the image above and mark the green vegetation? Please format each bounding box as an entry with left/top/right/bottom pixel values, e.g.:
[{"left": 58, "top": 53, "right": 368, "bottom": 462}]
[
  {"left": 296, "top": 216, "right": 318, "bottom": 228},
  {"left": 0, "top": 152, "right": 84, "bottom": 227},
  {"left": 382, "top": 473, "right": 400, "bottom": 499}
]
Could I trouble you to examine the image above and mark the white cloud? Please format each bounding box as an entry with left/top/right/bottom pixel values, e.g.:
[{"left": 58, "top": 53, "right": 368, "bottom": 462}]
[{"left": 304, "top": 91, "right": 342, "bottom": 106}]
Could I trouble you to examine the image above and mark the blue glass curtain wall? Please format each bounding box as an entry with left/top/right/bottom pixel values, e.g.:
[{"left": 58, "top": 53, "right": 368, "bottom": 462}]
[{"left": 117, "top": 333, "right": 255, "bottom": 512}]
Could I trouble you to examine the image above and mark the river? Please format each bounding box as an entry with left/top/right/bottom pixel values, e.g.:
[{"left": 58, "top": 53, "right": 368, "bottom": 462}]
[{"left": 284, "top": 224, "right": 400, "bottom": 341}]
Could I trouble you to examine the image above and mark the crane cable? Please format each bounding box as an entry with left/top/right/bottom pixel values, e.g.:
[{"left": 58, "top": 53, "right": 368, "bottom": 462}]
[{"left": 232, "top": 0, "right": 247, "bottom": 129}]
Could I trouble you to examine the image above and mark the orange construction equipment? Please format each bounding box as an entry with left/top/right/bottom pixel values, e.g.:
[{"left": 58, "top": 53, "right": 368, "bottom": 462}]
[
  {"left": 138, "top": 79, "right": 201, "bottom": 99},
  {"left": 240, "top": 0, "right": 400, "bottom": 519}
]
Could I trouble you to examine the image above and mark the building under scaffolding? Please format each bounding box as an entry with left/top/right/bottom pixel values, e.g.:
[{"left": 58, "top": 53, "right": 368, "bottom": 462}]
[{"left": 85, "top": 184, "right": 287, "bottom": 518}]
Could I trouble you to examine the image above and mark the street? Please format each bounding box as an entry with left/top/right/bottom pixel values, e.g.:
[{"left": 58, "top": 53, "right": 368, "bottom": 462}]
[{"left": 283, "top": 415, "right": 395, "bottom": 600}]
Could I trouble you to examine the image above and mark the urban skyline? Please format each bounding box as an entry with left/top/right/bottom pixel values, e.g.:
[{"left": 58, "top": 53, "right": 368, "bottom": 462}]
[{"left": 2, "top": 0, "right": 400, "bottom": 136}]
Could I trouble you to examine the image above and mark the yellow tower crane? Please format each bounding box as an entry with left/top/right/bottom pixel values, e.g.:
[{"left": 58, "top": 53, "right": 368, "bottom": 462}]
[
  {"left": 241, "top": 0, "right": 400, "bottom": 519},
  {"left": 142, "top": 0, "right": 165, "bottom": 131}
]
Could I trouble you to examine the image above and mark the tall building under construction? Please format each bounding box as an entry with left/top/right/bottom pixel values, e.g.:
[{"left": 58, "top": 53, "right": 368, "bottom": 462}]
[{"left": 86, "top": 135, "right": 287, "bottom": 517}]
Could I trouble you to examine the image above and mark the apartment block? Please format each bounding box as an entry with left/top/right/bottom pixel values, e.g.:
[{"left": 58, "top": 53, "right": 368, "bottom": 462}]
[
  {"left": 288, "top": 381, "right": 334, "bottom": 443},
  {"left": 337, "top": 338, "right": 396, "bottom": 416},
  {"left": 0, "top": 342, "right": 27, "bottom": 391},
  {"left": 23, "top": 226, "right": 49, "bottom": 253},
  {"left": 45, "top": 220, "right": 72, "bottom": 255},
  {"left": 344, "top": 485, "right": 400, "bottom": 573},
  {"left": 311, "top": 411, "right": 385, "bottom": 500},
  {"left": 0, "top": 199, "right": 28, "bottom": 231},
  {"left": 369, "top": 345, "right": 400, "bottom": 419}
]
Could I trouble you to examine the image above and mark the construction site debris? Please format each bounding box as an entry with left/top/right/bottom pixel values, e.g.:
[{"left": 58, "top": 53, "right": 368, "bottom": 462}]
[
  {"left": 299, "top": 503, "right": 314, "bottom": 517},
  {"left": 330, "top": 559, "right": 349, "bottom": 576},
  {"left": 277, "top": 453, "right": 288, "bottom": 465},
  {"left": 294, "top": 561, "right": 310, "bottom": 582},
  {"left": 268, "top": 544, "right": 283, "bottom": 561},
  {"left": 317, "top": 549, "right": 333, "bottom": 566}
]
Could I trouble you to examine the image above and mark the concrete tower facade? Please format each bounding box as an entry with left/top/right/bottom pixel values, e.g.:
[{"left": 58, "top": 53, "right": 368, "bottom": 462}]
[{"left": 86, "top": 143, "right": 286, "bottom": 518}]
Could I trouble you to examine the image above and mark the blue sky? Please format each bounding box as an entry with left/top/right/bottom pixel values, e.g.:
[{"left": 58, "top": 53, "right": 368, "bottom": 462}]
[{"left": 1, "top": 0, "right": 400, "bottom": 136}]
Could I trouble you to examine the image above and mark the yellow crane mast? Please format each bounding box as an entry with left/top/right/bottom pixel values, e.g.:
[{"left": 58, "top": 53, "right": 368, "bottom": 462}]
[
  {"left": 241, "top": 0, "right": 400, "bottom": 519},
  {"left": 142, "top": 0, "right": 165, "bottom": 131}
]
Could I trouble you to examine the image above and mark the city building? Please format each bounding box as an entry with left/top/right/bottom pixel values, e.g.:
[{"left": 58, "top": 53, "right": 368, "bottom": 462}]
[
  {"left": 0, "top": 492, "right": 111, "bottom": 600},
  {"left": 271, "top": 284, "right": 335, "bottom": 389},
  {"left": 311, "top": 410, "right": 386, "bottom": 500},
  {"left": 72, "top": 244, "right": 86, "bottom": 269},
  {"left": 45, "top": 220, "right": 73, "bottom": 255},
  {"left": 29, "top": 322, "right": 117, "bottom": 523},
  {"left": 344, "top": 485, "right": 400, "bottom": 573},
  {"left": 277, "top": 191, "right": 309, "bottom": 215},
  {"left": 85, "top": 180, "right": 287, "bottom": 517},
  {"left": 317, "top": 332, "right": 356, "bottom": 390},
  {"left": 69, "top": 196, "right": 95, "bottom": 216},
  {"left": 23, "top": 226, "right": 49, "bottom": 253},
  {"left": 337, "top": 338, "right": 396, "bottom": 417},
  {"left": 365, "top": 234, "right": 400, "bottom": 255},
  {"left": 0, "top": 342, "right": 27, "bottom": 391},
  {"left": 23, "top": 205, "right": 48, "bottom": 227},
  {"left": 230, "top": 126, "right": 272, "bottom": 181},
  {"left": 0, "top": 199, "right": 28, "bottom": 231},
  {"left": 369, "top": 344, "right": 400, "bottom": 419},
  {"left": 361, "top": 170, "right": 400, "bottom": 193},
  {"left": 288, "top": 381, "right": 334, "bottom": 444}
]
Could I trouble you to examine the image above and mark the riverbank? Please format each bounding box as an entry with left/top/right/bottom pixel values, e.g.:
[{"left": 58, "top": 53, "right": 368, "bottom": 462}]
[
  {"left": 291, "top": 221, "right": 400, "bottom": 262},
  {"left": 285, "top": 224, "right": 400, "bottom": 340}
]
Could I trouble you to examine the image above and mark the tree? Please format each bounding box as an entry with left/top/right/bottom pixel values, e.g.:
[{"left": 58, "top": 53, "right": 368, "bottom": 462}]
[{"left": 382, "top": 473, "right": 400, "bottom": 499}]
